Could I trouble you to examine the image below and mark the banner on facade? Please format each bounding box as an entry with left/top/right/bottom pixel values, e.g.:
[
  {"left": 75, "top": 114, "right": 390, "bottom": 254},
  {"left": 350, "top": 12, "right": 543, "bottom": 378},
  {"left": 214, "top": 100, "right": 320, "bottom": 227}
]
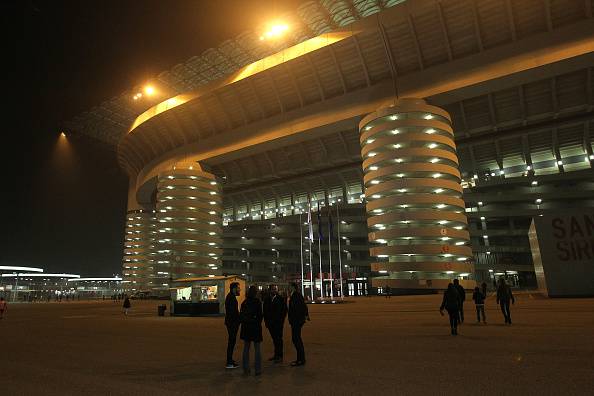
[{"left": 529, "top": 210, "right": 594, "bottom": 297}]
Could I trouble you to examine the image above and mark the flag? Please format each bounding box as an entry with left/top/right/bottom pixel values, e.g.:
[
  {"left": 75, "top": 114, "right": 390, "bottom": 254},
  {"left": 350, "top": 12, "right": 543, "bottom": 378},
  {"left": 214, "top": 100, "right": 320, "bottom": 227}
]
[
  {"left": 317, "top": 201, "right": 324, "bottom": 241},
  {"left": 307, "top": 201, "right": 314, "bottom": 241}
]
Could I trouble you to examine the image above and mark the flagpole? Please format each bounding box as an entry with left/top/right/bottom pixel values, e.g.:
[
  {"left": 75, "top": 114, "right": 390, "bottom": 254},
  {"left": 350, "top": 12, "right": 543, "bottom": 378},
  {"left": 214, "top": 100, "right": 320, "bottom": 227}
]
[
  {"left": 299, "top": 213, "right": 304, "bottom": 296},
  {"left": 308, "top": 201, "right": 314, "bottom": 302},
  {"left": 337, "top": 201, "right": 344, "bottom": 299},
  {"left": 317, "top": 202, "right": 323, "bottom": 300},
  {"left": 328, "top": 205, "right": 334, "bottom": 300}
]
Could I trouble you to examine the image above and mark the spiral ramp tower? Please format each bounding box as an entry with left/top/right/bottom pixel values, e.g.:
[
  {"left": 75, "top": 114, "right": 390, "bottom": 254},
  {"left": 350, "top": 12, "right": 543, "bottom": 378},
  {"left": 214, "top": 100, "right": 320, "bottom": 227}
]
[
  {"left": 152, "top": 164, "right": 223, "bottom": 293},
  {"left": 122, "top": 209, "right": 157, "bottom": 292},
  {"left": 360, "top": 98, "right": 475, "bottom": 291}
]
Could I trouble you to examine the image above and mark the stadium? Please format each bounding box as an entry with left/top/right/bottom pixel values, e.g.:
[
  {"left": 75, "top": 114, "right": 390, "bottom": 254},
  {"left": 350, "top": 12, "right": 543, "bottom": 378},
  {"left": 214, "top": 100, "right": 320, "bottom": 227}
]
[{"left": 66, "top": 0, "right": 594, "bottom": 297}]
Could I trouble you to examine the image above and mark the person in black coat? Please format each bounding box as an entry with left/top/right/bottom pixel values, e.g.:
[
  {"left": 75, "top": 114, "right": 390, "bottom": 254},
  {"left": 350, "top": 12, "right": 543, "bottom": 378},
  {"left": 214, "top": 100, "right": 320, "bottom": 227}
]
[
  {"left": 240, "top": 285, "right": 263, "bottom": 375},
  {"left": 453, "top": 278, "right": 466, "bottom": 323},
  {"left": 440, "top": 283, "right": 462, "bottom": 335},
  {"left": 263, "top": 284, "right": 287, "bottom": 363},
  {"left": 472, "top": 286, "right": 487, "bottom": 324},
  {"left": 496, "top": 278, "right": 516, "bottom": 324},
  {"left": 224, "top": 282, "right": 241, "bottom": 369},
  {"left": 288, "top": 282, "right": 310, "bottom": 366},
  {"left": 481, "top": 282, "right": 488, "bottom": 298},
  {"left": 122, "top": 295, "right": 131, "bottom": 316}
]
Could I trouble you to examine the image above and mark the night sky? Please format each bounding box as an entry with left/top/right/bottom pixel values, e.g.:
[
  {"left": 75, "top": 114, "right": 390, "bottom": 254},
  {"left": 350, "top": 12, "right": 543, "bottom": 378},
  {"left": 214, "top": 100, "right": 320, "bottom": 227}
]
[{"left": 4, "top": 0, "right": 300, "bottom": 276}]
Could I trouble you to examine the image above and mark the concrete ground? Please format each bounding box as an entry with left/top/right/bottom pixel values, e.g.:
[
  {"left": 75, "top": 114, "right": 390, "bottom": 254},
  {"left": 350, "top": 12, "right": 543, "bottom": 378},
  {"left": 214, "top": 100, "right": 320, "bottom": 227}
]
[{"left": 2, "top": 293, "right": 593, "bottom": 396}]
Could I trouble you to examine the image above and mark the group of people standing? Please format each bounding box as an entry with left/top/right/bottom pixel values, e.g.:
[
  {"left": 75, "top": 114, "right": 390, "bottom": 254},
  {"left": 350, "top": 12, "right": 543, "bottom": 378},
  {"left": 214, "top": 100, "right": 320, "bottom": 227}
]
[
  {"left": 440, "top": 278, "right": 516, "bottom": 335},
  {"left": 224, "top": 282, "right": 310, "bottom": 376}
]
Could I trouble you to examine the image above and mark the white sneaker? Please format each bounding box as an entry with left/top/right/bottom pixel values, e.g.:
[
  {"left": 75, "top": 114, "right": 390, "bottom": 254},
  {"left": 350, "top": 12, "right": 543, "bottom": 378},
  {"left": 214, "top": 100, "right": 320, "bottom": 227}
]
[{"left": 225, "top": 363, "right": 239, "bottom": 369}]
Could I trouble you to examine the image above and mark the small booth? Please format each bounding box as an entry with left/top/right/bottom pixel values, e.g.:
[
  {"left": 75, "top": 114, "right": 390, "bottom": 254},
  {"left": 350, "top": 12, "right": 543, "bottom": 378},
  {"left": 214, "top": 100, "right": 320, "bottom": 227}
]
[{"left": 170, "top": 275, "right": 245, "bottom": 316}]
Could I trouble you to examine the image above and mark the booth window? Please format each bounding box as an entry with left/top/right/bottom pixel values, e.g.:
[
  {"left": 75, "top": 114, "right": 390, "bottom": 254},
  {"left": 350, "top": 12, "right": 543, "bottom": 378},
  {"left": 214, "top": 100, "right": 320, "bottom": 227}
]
[{"left": 196, "top": 285, "right": 218, "bottom": 301}]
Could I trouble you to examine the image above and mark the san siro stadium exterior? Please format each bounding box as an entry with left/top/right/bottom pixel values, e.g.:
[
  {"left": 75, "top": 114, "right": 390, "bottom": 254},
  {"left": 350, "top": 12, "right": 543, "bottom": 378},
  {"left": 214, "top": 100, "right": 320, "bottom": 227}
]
[{"left": 68, "top": 0, "right": 594, "bottom": 297}]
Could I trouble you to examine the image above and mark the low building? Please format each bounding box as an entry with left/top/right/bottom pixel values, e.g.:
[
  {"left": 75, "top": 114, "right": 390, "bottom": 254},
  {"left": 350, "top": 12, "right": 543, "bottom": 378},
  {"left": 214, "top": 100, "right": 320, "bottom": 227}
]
[
  {"left": 0, "top": 267, "right": 123, "bottom": 301},
  {"left": 170, "top": 275, "right": 245, "bottom": 316}
]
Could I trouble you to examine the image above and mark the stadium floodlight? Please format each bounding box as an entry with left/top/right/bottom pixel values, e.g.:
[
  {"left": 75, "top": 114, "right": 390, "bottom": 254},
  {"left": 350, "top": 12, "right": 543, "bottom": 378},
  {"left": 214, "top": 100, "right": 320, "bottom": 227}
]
[{"left": 259, "top": 23, "right": 289, "bottom": 40}]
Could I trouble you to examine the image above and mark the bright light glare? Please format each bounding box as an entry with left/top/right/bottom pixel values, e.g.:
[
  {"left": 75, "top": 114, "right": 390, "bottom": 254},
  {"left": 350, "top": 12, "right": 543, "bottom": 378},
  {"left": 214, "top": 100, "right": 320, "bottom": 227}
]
[
  {"left": 144, "top": 86, "right": 155, "bottom": 95},
  {"left": 260, "top": 24, "right": 289, "bottom": 40}
]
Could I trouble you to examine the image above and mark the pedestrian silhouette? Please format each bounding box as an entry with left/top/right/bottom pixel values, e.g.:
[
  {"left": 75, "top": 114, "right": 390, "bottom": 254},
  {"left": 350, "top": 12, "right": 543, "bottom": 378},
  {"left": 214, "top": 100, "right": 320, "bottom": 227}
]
[
  {"left": 240, "top": 285, "right": 263, "bottom": 376},
  {"left": 0, "top": 297, "right": 7, "bottom": 319},
  {"left": 224, "top": 282, "right": 241, "bottom": 369},
  {"left": 288, "top": 282, "right": 310, "bottom": 366},
  {"left": 122, "top": 295, "right": 131, "bottom": 315},
  {"left": 440, "top": 283, "right": 462, "bottom": 335},
  {"left": 472, "top": 286, "right": 487, "bottom": 324},
  {"left": 453, "top": 279, "right": 466, "bottom": 323},
  {"left": 263, "top": 285, "right": 287, "bottom": 363},
  {"left": 496, "top": 278, "right": 515, "bottom": 324}
]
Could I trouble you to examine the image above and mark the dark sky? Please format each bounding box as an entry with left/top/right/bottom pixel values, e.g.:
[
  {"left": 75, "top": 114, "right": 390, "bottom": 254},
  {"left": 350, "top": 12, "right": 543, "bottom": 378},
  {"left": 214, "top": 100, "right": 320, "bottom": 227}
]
[{"left": 3, "top": 0, "right": 301, "bottom": 276}]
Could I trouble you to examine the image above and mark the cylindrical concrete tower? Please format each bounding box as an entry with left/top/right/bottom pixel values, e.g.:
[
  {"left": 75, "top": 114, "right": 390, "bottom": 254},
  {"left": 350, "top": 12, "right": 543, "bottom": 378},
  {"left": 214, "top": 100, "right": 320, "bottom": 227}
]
[
  {"left": 122, "top": 210, "right": 157, "bottom": 292},
  {"left": 122, "top": 180, "right": 156, "bottom": 293},
  {"left": 153, "top": 164, "right": 223, "bottom": 291},
  {"left": 359, "top": 98, "right": 474, "bottom": 290}
]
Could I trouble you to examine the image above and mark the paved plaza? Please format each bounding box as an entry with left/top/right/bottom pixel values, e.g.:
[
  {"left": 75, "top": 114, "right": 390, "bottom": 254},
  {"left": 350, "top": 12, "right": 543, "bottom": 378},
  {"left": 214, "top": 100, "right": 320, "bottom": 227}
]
[{"left": 2, "top": 293, "right": 593, "bottom": 395}]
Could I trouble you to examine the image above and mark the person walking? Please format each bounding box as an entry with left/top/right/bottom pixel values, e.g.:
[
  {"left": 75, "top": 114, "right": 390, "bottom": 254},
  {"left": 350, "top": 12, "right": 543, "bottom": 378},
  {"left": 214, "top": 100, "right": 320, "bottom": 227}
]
[
  {"left": 240, "top": 285, "right": 263, "bottom": 376},
  {"left": 0, "top": 297, "right": 7, "bottom": 319},
  {"left": 224, "top": 282, "right": 241, "bottom": 369},
  {"left": 385, "top": 285, "right": 391, "bottom": 299},
  {"left": 481, "top": 281, "right": 488, "bottom": 298},
  {"left": 288, "top": 282, "right": 310, "bottom": 366},
  {"left": 263, "top": 285, "right": 287, "bottom": 363},
  {"left": 263, "top": 285, "right": 272, "bottom": 318},
  {"left": 472, "top": 286, "right": 487, "bottom": 324},
  {"left": 453, "top": 279, "right": 466, "bottom": 323},
  {"left": 440, "top": 283, "right": 462, "bottom": 335},
  {"left": 496, "top": 278, "right": 515, "bottom": 324},
  {"left": 122, "top": 295, "right": 131, "bottom": 315}
]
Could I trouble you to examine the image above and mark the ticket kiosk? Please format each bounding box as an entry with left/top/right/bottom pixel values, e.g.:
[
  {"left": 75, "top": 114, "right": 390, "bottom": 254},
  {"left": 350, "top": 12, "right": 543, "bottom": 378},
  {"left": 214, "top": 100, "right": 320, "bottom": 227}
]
[{"left": 170, "top": 275, "right": 246, "bottom": 316}]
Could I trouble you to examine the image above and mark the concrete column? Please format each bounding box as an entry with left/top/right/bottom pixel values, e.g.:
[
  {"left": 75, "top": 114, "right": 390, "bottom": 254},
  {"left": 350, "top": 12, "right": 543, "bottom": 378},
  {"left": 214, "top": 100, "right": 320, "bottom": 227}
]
[
  {"left": 153, "top": 164, "right": 223, "bottom": 291},
  {"left": 360, "top": 98, "right": 475, "bottom": 291},
  {"left": 122, "top": 179, "right": 156, "bottom": 293}
]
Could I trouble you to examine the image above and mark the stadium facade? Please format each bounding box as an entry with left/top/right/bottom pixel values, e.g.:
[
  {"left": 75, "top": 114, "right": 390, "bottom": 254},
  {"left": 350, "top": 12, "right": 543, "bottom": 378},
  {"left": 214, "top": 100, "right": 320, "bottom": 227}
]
[{"left": 69, "top": 0, "right": 594, "bottom": 296}]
